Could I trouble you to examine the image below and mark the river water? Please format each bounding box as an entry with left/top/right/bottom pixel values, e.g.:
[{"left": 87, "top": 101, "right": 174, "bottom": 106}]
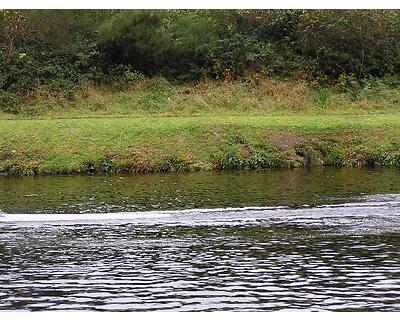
[{"left": 1, "top": 168, "right": 400, "bottom": 311}]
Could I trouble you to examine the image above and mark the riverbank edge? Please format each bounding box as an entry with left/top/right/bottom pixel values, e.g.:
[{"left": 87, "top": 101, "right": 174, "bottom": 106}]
[{"left": 1, "top": 116, "right": 400, "bottom": 176}]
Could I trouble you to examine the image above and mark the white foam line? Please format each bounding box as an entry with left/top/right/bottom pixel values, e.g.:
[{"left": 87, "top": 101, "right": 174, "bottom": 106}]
[
  {"left": 160, "top": 206, "right": 289, "bottom": 214},
  {"left": 317, "top": 201, "right": 400, "bottom": 208},
  {"left": 0, "top": 212, "right": 170, "bottom": 222},
  {"left": 0, "top": 206, "right": 289, "bottom": 223},
  {"left": 0, "top": 201, "right": 399, "bottom": 224}
]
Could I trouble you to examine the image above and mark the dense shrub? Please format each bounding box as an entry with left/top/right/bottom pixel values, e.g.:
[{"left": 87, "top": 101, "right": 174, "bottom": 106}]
[
  {"left": 294, "top": 10, "right": 400, "bottom": 79},
  {"left": 0, "top": 10, "right": 111, "bottom": 111},
  {"left": 2, "top": 9, "right": 400, "bottom": 112},
  {"left": 96, "top": 9, "right": 400, "bottom": 82}
]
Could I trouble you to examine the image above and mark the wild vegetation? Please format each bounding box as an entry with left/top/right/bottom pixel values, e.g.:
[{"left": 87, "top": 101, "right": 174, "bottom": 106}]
[
  {"left": 1, "top": 10, "right": 400, "bottom": 175},
  {"left": 2, "top": 9, "right": 400, "bottom": 113},
  {"left": 1, "top": 76, "right": 399, "bottom": 119}
]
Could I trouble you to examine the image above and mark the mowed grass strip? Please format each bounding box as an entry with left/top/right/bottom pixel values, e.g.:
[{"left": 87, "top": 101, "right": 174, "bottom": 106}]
[{"left": 1, "top": 114, "right": 400, "bottom": 175}]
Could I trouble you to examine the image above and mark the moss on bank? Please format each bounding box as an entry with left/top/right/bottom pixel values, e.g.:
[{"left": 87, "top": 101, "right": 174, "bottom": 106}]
[{"left": 1, "top": 115, "right": 400, "bottom": 175}]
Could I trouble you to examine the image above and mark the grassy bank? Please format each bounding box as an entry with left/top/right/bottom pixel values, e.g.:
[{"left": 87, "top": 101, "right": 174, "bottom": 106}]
[
  {"left": 1, "top": 114, "right": 400, "bottom": 175},
  {"left": 3, "top": 77, "right": 400, "bottom": 119}
]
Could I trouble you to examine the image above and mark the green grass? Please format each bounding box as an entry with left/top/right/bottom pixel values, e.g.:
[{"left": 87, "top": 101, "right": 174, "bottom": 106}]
[
  {"left": 2, "top": 78, "right": 400, "bottom": 175},
  {"left": 1, "top": 114, "right": 400, "bottom": 175}
]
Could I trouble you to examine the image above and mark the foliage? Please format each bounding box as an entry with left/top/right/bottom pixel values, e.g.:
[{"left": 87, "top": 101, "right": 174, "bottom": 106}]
[
  {"left": 311, "top": 88, "right": 332, "bottom": 108},
  {"left": 294, "top": 10, "right": 400, "bottom": 79},
  {"left": 2, "top": 9, "right": 400, "bottom": 113}
]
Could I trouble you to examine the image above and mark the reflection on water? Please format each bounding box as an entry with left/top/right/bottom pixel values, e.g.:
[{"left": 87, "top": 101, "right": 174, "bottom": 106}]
[
  {"left": 1, "top": 168, "right": 400, "bottom": 311},
  {"left": 1, "top": 167, "right": 400, "bottom": 214}
]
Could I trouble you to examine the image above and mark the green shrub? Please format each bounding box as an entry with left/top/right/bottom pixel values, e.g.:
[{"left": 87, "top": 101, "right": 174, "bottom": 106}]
[
  {"left": 3, "top": 9, "right": 400, "bottom": 113},
  {"left": 311, "top": 88, "right": 332, "bottom": 108},
  {"left": 294, "top": 10, "right": 400, "bottom": 79}
]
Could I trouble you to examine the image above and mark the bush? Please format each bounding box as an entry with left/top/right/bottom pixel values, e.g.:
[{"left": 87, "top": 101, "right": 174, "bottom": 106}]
[
  {"left": 294, "top": 10, "right": 400, "bottom": 79},
  {"left": 2, "top": 9, "right": 400, "bottom": 113},
  {"left": 311, "top": 88, "right": 332, "bottom": 108}
]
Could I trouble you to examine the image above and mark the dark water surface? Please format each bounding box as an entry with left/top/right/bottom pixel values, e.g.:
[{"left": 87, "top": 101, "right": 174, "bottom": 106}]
[{"left": 1, "top": 168, "right": 400, "bottom": 311}]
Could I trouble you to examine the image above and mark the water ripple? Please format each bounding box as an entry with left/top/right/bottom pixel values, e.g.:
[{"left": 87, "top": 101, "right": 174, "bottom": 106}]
[{"left": 1, "top": 214, "right": 400, "bottom": 311}]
